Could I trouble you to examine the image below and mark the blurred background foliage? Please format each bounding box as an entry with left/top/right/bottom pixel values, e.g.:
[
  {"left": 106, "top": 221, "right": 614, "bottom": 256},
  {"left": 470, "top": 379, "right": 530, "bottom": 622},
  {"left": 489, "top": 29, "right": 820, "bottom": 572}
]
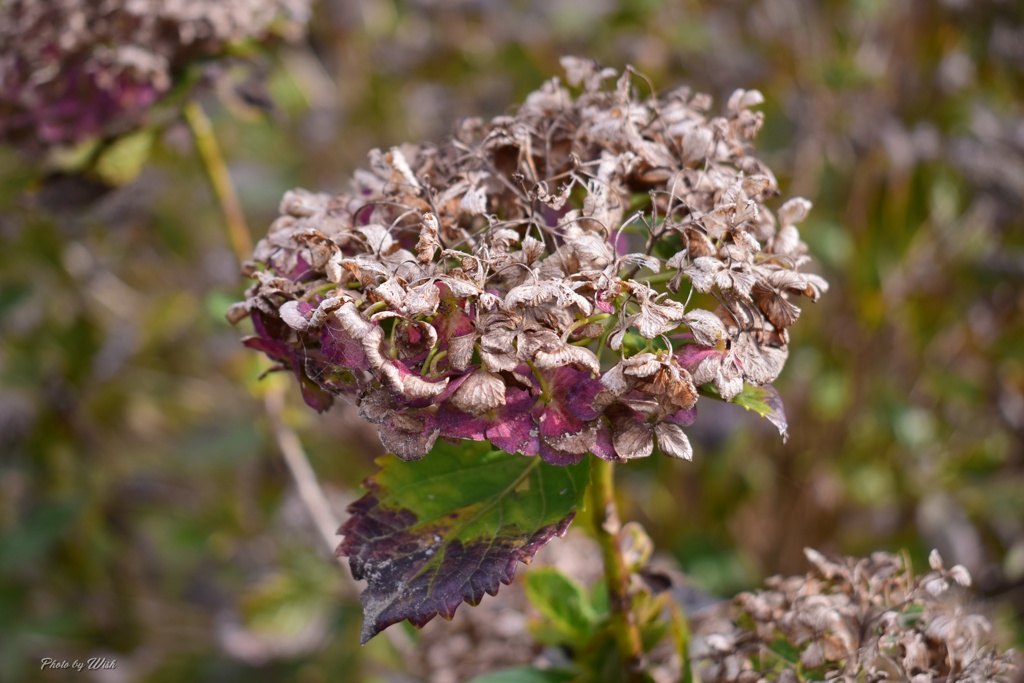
[{"left": 2, "top": 0, "right": 1023, "bottom": 681}]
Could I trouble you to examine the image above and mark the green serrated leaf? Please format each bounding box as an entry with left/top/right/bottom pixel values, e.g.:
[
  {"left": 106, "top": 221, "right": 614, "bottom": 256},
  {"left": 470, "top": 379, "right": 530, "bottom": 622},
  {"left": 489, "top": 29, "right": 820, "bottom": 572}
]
[
  {"left": 524, "top": 567, "right": 598, "bottom": 646},
  {"left": 723, "top": 383, "right": 788, "bottom": 440},
  {"left": 464, "top": 667, "right": 576, "bottom": 683},
  {"left": 93, "top": 128, "right": 156, "bottom": 186},
  {"left": 338, "top": 440, "right": 590, "bottom": 644}
]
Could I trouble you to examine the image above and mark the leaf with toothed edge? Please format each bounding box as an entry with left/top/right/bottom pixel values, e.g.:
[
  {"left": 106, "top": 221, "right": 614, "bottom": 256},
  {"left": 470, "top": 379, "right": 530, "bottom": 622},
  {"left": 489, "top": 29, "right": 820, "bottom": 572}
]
[
  {"left": 337, "top": 439, "right": 590, "bottom": 644},
  {"left": 700, "top": 382, "right": 788, "bottom": 441}
]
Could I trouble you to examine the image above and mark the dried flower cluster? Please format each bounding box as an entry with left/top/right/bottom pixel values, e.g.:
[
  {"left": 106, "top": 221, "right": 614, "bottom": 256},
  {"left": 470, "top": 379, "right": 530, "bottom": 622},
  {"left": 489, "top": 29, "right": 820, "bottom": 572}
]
[
  {"left": 0, "top": 0, "right": 309, "bottom": 150},
  {"left": 232, "top": 57, "right": 827, "bottom": 464},
  {"left": 692, "top": 549, "right": 1018, "bottom": 683}
]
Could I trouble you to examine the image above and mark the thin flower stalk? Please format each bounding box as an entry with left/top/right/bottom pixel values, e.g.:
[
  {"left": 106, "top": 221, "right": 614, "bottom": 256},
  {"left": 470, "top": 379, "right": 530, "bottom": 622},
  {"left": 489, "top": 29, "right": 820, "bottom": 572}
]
[{"left": 589, "top": 458, "right": 645, "bottom": 678}]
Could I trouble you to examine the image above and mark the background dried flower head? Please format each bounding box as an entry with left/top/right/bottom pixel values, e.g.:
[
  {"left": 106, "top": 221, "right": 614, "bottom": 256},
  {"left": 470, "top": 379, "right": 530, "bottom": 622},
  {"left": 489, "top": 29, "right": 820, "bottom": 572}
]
[
  {"left": 0, "top": 0, "right": 309, "bottom": 152},
  {"left": 691, "top": 549, "right": 1016, "bottom": 682}
]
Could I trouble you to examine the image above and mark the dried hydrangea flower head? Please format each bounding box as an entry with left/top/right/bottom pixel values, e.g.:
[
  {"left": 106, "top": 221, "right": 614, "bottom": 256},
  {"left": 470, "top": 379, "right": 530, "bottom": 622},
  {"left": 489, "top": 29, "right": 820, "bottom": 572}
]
[
  {"left": 692, "top": 549, "right": 1017, "bottom": 682},
  {"left": 0, "top": 0, "right": 309, "bottom": 150},
  {"left": 232, "top": 57, "right": 827, "bottom": 464}
]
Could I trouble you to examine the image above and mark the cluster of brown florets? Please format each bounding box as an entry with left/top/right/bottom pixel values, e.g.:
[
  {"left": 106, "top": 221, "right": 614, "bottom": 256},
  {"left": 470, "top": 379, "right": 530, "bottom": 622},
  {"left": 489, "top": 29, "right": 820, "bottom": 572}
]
[
  {"left": 0, "top": 0, "right": 308, "bottom": 150},
  {"left": 231, "top": 57, "right": 827, "bottom": 464},
  {"left": 692, "top": 549, "right": 1017, "bottom": 683}
]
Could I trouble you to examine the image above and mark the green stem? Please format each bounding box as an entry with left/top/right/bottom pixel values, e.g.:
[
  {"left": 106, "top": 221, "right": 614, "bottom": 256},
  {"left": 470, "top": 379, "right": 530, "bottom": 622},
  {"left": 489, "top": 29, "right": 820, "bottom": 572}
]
[
  {"left": 638, "top": 270, "right": 678, "bottom": 285},
  {"left": 563, "top": 312, "right": 612, "bottom": 341},
  {"left": 184, "top": 100, "right": 253, "bottom": 263},
  {"left": 526, "top": 360, "right": 552, "bottom": 399},
  {"left": 589, "top": 458, "right": 645, "bottom": 678},
  {"left": 427, "top": 349, "right": 448, "bottom": 375}
]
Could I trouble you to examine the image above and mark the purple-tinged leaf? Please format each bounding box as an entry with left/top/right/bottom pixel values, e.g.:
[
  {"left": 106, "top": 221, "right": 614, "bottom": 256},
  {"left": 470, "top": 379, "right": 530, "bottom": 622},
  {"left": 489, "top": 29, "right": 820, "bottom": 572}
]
[
  {"left": 244, "top": 311, "right": 335, "bottom": 412},
  {"left": 321, "top": 319, "right": 369, "bottom": 370},
  {"left": 337, "top": 439, "right": 590, "bottom": 644}
]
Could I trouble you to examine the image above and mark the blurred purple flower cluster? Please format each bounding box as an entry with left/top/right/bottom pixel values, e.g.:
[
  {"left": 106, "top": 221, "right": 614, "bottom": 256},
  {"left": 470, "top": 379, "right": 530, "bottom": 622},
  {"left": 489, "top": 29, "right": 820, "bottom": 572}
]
[
  {"left": 232, "top": 58, "right": 827, "bottom": 464},
  {"left": 0, "top": 0, "right": 309, "bottom": 150}
]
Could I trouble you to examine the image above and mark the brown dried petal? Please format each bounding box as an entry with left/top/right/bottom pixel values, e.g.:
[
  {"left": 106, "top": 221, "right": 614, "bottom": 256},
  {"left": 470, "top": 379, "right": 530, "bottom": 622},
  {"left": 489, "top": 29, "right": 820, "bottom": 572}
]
[
  {"left": 399, "top": 371, "right": 449, "bottom": 400},
  {"left": 800, "top": 641, "right": 826, "bottom": 670},
  {"left": 546, "top": 422, "right": 598, "bottom": 455},
  {"left": 648, "top": 365, "right": 698, "bottom": 411},
  {"left": 504, "top": 284, "right": 552, "bottom": 310},
  {"left": 534, "top": 180, "right": 572, "bottom": 210},
  {"left": 714, "top": 360, "right": 744, "bottom": 401},
  {"left": 383, "top": 147, "right": 421, "bottom": 192},
  {"left": 294, "top": 228, "right": 341, "bottom": 269},
  {"left": 336, "top": 302, "right": 374, "bottom": 338},
  {"left": 279, "top": 300, "right": 309, "bottom": 331},
  {"left": 654, "top": 422, "right": 692, "bottom": 460},
  {"left": 949, "top": 565, "right": 972, "bottom": 587},
  {"left": 771, "top": 225, "right": 803, "bottom": 258},
  {"left": 714, "top": 265, "right": 756, "bottom": 300},
  {"left": 438, "top": 275, "right": 483, "bottom": 300},
  {"left": 378, "top": 421, "right": 438, "bottom": 462},
  {"left": 560, "top": 55, "right": 614, "bottom": 90},
  {"left": 684, "top": 257, "right": 722, "bottom": 293},
  {"left": 778, "top": 198, "right": 813, "bottom": 227},
  {"left": 308, "top": 297, "right": 347, "bottom": 329},
  {"left": 681, "top": 126, "right": 715, "bottom": 162},
  {"left": 459, "top": 185, "right": 488, "bottom": 215},
  {"left": 727, "top": 88, "right": 765, "bottom": 113},
  {"left": 449, "top": 370, "right": 506, "bottom": 415},
  {"left": 623, "top": 353, "right": 662, "bottom": 378},
  {"left": 533, "top": 344, "right": 600, "bottom": 374},
  {"left": 448, "top": 333, "right": 477, "bottom": 372},
  {"left": 374, "top": 276, "right": 407, "bottom": 309},
  {"left": 226, "top": 302, "right": 250, "bottom": 325},
  {"left": 632, "top": 297, "right": 687, "bottom": 338},
  {"left": 405, "top": 281, "right": 441, "bottom": 317},
  {"left": 341, "top": 257, "right": 390, "bottom": 287},
  {"left": 522, "top": 237, "right": 545, "bottom": 263},
  {"left": 752, "top": 283, "right": 801, "bottom": 329},
  {"left": 479, "top": 328, "right": 518, "bottom": 373},
  {"left": 684, "top": 309, "right": 727, "bottom": 346},
  {"left": 395, "top": 320, "right": 438, "bottom": 360},
  {"left": 415, "top": 213, "right": 439, "bottom": 263},
  {"left": 601, "top": 363, "right": 629, "bottom": 395},
  {"left": 612, "top": 418, "right": 654, "bottom": 460},
  {"left": 732, "top": 334, "right": 787, "bottom": 385}
]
